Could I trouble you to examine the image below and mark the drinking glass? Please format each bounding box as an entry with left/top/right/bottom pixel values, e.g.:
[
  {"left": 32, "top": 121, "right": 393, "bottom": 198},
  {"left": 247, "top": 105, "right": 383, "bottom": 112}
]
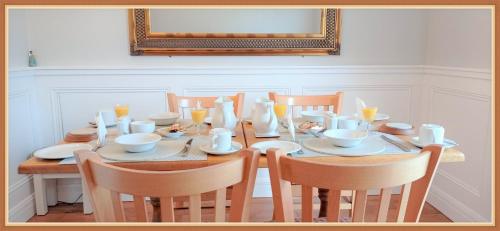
[
  {"left": 191, "top": 108, "right": 208, "bottom": 136},
  {"left": 362, "top": 107, "right": 378, "bottom": 131},
  {"left": 114, "top": 104, "right": 129, "bottom": 118},
  {"left": 274, "top": 104, "right": 287, "bottom": 128}
]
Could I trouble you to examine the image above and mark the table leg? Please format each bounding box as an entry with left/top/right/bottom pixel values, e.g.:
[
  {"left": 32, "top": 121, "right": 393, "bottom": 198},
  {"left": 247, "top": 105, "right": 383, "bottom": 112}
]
[
  {"left": 150, "top": 197, "right": 161, "bottom": 222},
  {"left": 81, "top": 177, "right": 93, "bottom": 214},
  {"left": 33, "top": 174, "right": 48, "bottom": 215},
  {"left": 318, "top": 188, "right": 329, "bottom": 218}
]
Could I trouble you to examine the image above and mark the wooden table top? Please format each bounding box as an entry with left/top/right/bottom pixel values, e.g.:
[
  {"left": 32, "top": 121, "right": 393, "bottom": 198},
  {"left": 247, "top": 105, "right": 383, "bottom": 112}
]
[
  {"left": 18, "top": 120, "right": 465, "bottom": 175},
  {"left": 18, "top": 122, "right": 247, "bottom": 174}
]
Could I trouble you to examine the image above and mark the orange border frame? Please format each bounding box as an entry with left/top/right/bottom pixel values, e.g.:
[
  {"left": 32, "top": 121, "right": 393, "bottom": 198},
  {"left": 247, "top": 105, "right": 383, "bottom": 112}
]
[{"left": 1, "top": 1, "right": 497, "bottom": 231}]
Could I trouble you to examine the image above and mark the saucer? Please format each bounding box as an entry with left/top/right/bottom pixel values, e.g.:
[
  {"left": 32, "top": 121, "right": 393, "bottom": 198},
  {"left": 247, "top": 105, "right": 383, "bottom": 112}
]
[
  {"left": 199, "top": 141, "right": 243, "bottom": 155},
  {"left": 250, "top": 141, "right": 301, "bottom": 155},
  {"left": 255, "top": 131, "right": 280, "bottom": 138},
  {"left": 409, "top": 137, "right": 457, "bottom": 148}
]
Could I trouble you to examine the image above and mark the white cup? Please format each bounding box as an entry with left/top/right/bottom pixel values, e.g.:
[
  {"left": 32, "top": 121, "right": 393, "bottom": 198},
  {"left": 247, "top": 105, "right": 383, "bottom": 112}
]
[
  {"left": 99, "top": 110, "right": 117, "bottom": 126},
  {"left": 419, "top": 124, "right": 445, "bottom": 146},
  {"left": 130, "top": 120, "right": 156, "bottom": 133},
  {"left": 337, "top": 116, "right": 360, "bottom": 130},
  {"left": 209, "top": 128, "right": 232, "bottom": 151}
]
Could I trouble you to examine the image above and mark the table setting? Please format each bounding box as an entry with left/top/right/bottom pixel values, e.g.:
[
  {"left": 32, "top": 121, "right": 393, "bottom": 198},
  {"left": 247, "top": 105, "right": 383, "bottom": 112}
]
[
  {"left": 245, "top": 96, "right": 459, "bottom": 159},
  {"left": 33, "top": 98, "right": 247, "bottom": 165}
]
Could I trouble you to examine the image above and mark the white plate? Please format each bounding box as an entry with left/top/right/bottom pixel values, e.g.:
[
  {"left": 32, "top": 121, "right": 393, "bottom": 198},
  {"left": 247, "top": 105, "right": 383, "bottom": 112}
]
[
  {"left": 386, "top": 122, "right": 412, "bottom": 130},
  {"left": 353, "top": 113, "right": 390, "bottom": 121},
  {"left": 34, "top": 143, "right": 93, "bottom": 159},
  {"left": 250, "top": 141, "right": 301, "bottom": 155},
  {"left": 302, "top": 136, "right": 386, "bottom": 156},
  {"left": 204, "top": 117, "right": 212, "bottom": 124},
  {"left": 97, "top": 140, "right": 186, "bottom": 161},
  {"left": 409, "top": 137, "right": 457, "bottom": 148},
  {"left": 199, "top": 141, "right": 243, "bottom": 155}
]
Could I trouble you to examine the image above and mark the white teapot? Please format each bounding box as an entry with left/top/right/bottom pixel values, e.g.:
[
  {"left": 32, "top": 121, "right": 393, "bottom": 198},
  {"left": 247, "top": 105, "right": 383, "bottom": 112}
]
[
  {"left": 252, "top": 98, "right": 279, "bottom": 136},
  {"left": 211, "top": 96, "right": 238, "bottom": 133}
]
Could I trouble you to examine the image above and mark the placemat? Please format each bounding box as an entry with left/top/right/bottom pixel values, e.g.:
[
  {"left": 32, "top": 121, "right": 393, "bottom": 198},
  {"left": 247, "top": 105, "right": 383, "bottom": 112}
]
[
  {"left": 277, "top": 131, "right": 420, "bottom": 158},
  {"left": 59, "top": 136, "right": 208, "bottom": 164}
]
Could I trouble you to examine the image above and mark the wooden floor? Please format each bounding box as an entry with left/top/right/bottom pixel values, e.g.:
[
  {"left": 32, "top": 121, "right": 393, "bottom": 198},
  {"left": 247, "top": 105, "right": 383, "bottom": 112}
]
[{"left": 28, "top": 196, "right": 451, "bottom": 223}]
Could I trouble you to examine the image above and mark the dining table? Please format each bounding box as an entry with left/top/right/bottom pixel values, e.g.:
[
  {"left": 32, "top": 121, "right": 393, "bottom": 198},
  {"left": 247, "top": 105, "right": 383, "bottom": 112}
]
[{"left": 18, "top": 118, "right": 465, "bottom": 221}]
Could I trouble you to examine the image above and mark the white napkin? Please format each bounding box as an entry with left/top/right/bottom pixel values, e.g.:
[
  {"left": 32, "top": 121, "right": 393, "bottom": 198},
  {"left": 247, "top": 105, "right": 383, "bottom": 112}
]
[
  {"left": 286, "top": 114, "right": 296, "bottom": 142},
  {"left": 96, "top": 112, "right": 107, "bottom": 146},
  {"left": 117, "top": 116, "right": 131, "bottom": 135},
  {"left": 355, "top": 97, "right": 367, "bottom": 119}
]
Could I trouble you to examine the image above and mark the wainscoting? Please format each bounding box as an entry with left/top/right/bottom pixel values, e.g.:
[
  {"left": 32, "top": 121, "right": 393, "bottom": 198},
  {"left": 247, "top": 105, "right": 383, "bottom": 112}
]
[{"left": 7, "top": 65, "right": 491, "bottom": 222}]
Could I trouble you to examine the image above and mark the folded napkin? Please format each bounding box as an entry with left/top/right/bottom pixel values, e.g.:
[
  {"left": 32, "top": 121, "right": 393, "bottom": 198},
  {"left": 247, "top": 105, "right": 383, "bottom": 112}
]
[
  {"left": 96, "top": 112, "right": 107, "bottom": 146},
  {"left": 355, "top": 97, "right": 367, "bottom": 119},
  {"left": 286, "top": 114, "right": 296, "bottom": 142}
]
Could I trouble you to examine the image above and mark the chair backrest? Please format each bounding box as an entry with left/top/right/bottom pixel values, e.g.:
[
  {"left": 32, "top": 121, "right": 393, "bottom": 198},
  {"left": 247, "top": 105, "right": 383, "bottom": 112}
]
[
  {"left": 75, "top": 149, "right": 260, "bottom": 222},
  {"left": 167, "top": 93, "right": 245, "bottom": 118},
  {"left": 266, "top": 145, "right": 443, "bottom": 222},
  {"left": 268, "top": 92, "right": 344, "bottom": 114}
]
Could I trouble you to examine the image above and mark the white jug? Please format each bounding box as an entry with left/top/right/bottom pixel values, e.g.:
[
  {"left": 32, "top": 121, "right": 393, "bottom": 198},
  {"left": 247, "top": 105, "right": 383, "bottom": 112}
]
[
  {"left": 211, "top": 97, "right": 238, "bottom": 132},
  {"left": 252, "top": 98, "right": 279, "bottom": 136}
]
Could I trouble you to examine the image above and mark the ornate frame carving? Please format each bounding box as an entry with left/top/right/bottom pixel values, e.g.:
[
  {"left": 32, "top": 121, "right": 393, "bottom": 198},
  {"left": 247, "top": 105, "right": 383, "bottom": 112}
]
[{"left": 129, "top": 9, "right": 341, "bottom": 56}]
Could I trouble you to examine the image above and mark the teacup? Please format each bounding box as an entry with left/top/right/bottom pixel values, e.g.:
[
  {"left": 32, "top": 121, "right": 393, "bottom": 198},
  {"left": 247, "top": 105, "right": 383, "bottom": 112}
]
[
  {"left": 323, "top": 112, "right": 338, "bottom": 130},
  {"left": 130, "top": 120, "right": 156, "bottom": 133},
  {"left": 117, "top": 116, "right": 131, "bottom": 135},
  {"left": 99, "top": 110, "right": 117, "bottom": 126},
  {"left": 419, "top": 124, "right": 445, "bottom": 145},
  {"left": 337, "top": 116, "right": 360, "bottom": 130},
  {"left": 209, "top": 128, "right": 232, "bottom": 151}
]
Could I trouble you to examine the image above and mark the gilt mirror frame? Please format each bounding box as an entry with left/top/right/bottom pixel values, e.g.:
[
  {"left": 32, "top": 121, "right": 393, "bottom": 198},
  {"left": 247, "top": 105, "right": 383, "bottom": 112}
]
[{"left": 129, "top": 8, "right": 341, "bottom": 56}]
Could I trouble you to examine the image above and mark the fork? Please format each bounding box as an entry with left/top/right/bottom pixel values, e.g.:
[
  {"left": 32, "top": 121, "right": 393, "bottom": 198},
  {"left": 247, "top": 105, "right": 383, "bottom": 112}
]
[{"left": 180, "top": 138, "right": 194, "bottom": 157}]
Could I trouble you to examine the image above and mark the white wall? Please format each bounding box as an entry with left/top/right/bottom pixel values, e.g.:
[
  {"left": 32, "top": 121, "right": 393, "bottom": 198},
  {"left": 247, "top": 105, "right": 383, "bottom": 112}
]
[
  {"left": 7, "top": 8, "right": 493, "bottom": 223},
  {"left": 422, "top": 9, "right": 492, "bottom": 222},
  {"left": 425, "top": 9, "right": 492, "bottom": 69},
  {"left": 22, "top": 9, "right": 426, "bottom": 67},
  {"left": 8, "top": 9, "right": 29, "bottom": 68}
]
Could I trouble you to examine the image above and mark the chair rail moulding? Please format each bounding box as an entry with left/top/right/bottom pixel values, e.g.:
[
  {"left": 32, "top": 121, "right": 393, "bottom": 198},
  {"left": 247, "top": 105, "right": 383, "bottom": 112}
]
[{"left": 128, "top": 8, "right": 341, "bottom": 56}]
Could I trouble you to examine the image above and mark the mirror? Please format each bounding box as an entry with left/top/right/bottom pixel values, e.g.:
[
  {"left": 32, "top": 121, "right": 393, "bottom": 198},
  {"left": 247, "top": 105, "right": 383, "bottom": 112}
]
[
  {"left": 129, "top": 8, "right": 340, "bottom": 55},
  {"left": 149, "top": 9, "right": 323, "bottom": 34}
]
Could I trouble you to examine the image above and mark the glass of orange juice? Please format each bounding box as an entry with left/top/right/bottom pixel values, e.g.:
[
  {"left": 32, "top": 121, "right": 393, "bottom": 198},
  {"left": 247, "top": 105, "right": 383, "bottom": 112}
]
[
  {"left": 362, "top": 107, "right": 378, "bottom": 130},
  {"left": 273, "top": 104, "right": 287, "bottom": 120},
  {"left": 114, "top": 104, "right": 129, "bottom": 118},
  {"left": 191, "top": 108, "right": 208, "bottom": 136}
]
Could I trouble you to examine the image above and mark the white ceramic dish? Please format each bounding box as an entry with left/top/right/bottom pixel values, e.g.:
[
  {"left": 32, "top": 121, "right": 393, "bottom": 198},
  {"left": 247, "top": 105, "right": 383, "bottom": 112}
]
[
  {"left": 33, "top": 143, "right": 93, "bottom": 159},
  {"left": 302, "top": 136, "right": 386, "bottom": 156},
  {"left": 409, "top": 137, "right": 457, "bottom": 148},
  {"left": 98, "top": 140, "right": 186, "bottom": 161},
  {"left": 130, "top": 120, "right": 156, "bottom": 133},
  {"left": 199, "top": 141, "right": 243, "bottom": 155},
  {"left": 250, "top": 141, "right": 301, "bottom": 155},
  {"left": 301, "top": 111, "right": 325, "bottom": 123},
  {"left": 149, "top": 112, "right": 179, "bottom": 126},
  {"left": 386, "top": 122, "right": 412, "bottom": 130},
  {"left": 323, "top": 129, "right": 368, "bottom": 148},
  {"left": 114, "top": 133, "right": 161, "bottom": 152}
]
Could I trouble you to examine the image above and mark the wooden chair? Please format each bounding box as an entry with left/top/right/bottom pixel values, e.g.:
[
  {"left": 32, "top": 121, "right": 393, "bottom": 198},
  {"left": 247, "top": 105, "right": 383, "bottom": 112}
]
[
  {"left": 266, "top": 145, "right": 443, "bottom": 222},
  {"left": 268, "top": 92, "right": 344, "bottom": 115},
  {"left": 75, "top": 149, "right": 260, "bottom": 222},
  {"left": 167, "top": 93, "right": 245, "bottom": 119}
]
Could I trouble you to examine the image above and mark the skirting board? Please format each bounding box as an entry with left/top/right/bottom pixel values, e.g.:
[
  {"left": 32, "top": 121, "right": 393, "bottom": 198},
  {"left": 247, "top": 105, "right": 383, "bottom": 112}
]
[{"left": 426, "top": 185, "right": 488, "bottom": 222}]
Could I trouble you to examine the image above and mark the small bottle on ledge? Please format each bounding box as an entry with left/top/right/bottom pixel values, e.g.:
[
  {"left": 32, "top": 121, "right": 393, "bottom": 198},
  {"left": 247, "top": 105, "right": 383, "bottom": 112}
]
[{"left": 28, "top": 50, "right": 37, "bottom": 67}]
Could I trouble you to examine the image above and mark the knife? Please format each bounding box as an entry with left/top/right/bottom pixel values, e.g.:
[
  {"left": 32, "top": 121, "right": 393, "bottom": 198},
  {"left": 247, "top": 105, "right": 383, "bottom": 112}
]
[{"left": 381, "top": 135, "right": 411, "bottom": 152}]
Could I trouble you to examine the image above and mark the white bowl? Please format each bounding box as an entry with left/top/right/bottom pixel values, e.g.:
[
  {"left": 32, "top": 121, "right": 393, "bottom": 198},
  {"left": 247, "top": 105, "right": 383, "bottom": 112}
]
[
  {"left": 149, "top": 112, "right": 180, "bottom": 126},
  {"left": 130, "top": 120, "right": 156, "bottom": 133},
  {"left": 301, "top": 111, "right": 325, "bottom": 123},
  {"left": 323, "top": 129, "right": 368, "bottom": 148},
  {"left": 114, "top": 133, "right": 161, "bottom": 153}
]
